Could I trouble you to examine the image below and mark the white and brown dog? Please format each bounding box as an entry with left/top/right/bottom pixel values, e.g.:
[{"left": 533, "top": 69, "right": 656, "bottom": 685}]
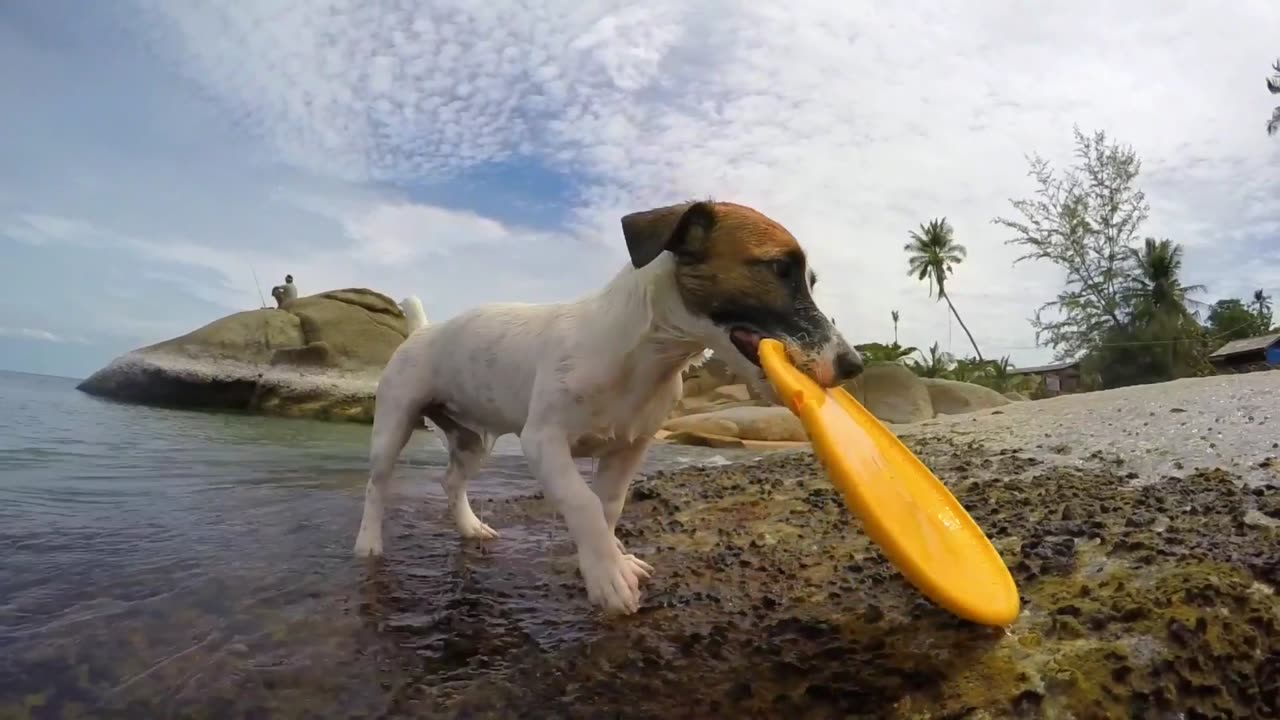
[{"left": 354, "top": 200, "right": 863, "bottom": 615}]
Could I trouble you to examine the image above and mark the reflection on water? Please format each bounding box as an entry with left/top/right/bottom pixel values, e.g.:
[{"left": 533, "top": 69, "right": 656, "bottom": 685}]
[{"left": 0, "top": 371, "right": 751, "bottom": 716}]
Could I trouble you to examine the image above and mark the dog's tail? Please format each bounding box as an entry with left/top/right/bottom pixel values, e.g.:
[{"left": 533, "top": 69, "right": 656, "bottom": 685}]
[{"left": 399, "top": 295, "right": 429, "bottom": 333}]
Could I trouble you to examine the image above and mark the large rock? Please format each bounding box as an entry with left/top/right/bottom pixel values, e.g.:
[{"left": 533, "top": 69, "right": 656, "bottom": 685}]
[
  {"left": 844, "top": 361, "right": 935, "bottom": 424},
  {"left": 662, "top": 405, "right": 807, "bottom": 443},
  {"left": 922, "top": 377, "right": 1012, "bottom": 416},
  {"left": 77, "top": 288, "right": 411, "bottom": 423}
]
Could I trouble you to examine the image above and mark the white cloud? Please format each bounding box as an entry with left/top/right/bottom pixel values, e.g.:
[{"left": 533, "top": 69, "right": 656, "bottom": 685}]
[
  {"left": 5, "top": 202, "right": 590, "bottom": 338},
  {"left": 67, "top": 1, "right": 1280, "bottom": 363},
  {"left": 0, "top": 327, "right": 87, "bottom": 344}
]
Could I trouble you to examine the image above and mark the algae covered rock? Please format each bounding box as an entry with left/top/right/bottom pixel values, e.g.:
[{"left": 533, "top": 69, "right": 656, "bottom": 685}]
[
  {"left": 431, "top": 447, "right": 1280, "bottom": 719},
  {"left": 77, "top": 288, "right": 411, "bottom": 423}
]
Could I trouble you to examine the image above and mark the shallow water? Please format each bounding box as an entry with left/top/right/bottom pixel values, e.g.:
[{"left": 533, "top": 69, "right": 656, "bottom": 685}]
[{"left": 0, "top": 370, "right": 751, "bottom": 716}]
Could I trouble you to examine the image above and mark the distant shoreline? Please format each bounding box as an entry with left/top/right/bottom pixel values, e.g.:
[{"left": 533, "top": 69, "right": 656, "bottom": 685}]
[{"left": 0, "top": 368, "right": 84, "bottom": 382}]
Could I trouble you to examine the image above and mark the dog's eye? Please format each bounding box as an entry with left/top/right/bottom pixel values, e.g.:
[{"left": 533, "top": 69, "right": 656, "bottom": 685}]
[{"left": 770, "top": 259, "right": 794, "bottom": 280}]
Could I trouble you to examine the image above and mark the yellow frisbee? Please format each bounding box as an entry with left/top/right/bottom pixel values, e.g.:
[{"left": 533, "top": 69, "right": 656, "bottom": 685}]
[{"left": 758, "top": 339, "right": 1020, "bottom": 627}]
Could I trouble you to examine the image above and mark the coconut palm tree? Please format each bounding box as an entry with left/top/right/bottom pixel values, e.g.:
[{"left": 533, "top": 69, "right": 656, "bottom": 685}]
[
  {"left": 856, "top": 341, "right": 918, "bottom": 364},
  {"left": 949, "top": 357, "right": 992, "bottom": 384},
  {"left": 1268, "top": 59, "right": 1280, "bottom": 136},
  {"left": 910, "top": 342, "right": 955, "bottom": 378},
  {"left": 1253, "top": 288, "right": 1273, "bottom": 326},
  {"left": 891, "top": 310, "right": 900, "bottom": 344},
  {"left": 1124, "top": 237, "right": 1206, "bottom": 323},
  {"left": 904, "top": 217, "right": 984, "bottom": 360}
]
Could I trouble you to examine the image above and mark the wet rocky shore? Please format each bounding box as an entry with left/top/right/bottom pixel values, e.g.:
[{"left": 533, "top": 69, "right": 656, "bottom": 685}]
[
  {"left": 10, "top": 371, "right": 1279, "bottom": 719},
  {"left": 373, "top": 371, "right": 1280, "bottom": 718}
]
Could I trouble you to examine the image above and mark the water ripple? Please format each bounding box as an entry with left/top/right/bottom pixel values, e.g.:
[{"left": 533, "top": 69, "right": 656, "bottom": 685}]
[{"left": 0, "top": 370, "right": 755, "bottom": 714}]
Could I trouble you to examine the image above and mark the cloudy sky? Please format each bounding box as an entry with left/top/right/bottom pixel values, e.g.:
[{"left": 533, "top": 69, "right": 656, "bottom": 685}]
[{"left": 1, "top": 1, "right": 1277, "bottom": 379}]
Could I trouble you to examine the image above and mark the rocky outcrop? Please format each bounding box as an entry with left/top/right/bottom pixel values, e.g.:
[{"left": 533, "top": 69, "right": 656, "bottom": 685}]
[
  {"left": 77, "top": 289, "right": 411, "bottom": 423},
  {"left": 922, "top": 377, "right": 1012, "bottom": 415},
  {"left": 661, "top": 360, "right": 1024, "bottom": 447},
  {"left": 661, "top": 406, "right": 808, "bottom": 447}
]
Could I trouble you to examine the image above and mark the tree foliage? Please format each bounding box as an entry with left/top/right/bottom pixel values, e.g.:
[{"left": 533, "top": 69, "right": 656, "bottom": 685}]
[
  {"left": 897, "top": 344, "right": 1033, "bottom": 394},
  {"left": 1252, "top": 289, "right": 1274, "bottom": 329},
  {"left": 992, "top": 126, "right": 1149, "bottom": 360},
  {"left": 1206, "top": 298, "right": 1269, "bottom": 342},
  {"left": 1267, "top": 59, "right": 1280, "bottom": 137},
  {"left": 904, "top": 217, "right": 984, "bottom": 360},
  {"left": 909, "top": 342, "right": 955, "bottom": 378},
  {"left": 1123, "top": 238, "right": 1206, "bottom": 324},
  {"left": 991, "top": 126, "right": 1224, "bottom": 389},
  {"left": 855, "top": 341, "right": 918, "bottom": 364}
]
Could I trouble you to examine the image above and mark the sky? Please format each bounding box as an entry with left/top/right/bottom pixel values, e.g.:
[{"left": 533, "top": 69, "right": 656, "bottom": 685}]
[{"left": 1, "top": 1, "right": 1278, "bottom": 380}]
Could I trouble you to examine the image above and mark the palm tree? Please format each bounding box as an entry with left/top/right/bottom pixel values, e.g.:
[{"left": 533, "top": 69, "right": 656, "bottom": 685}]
[
  {"left": 1268, "top": 59, "right": 1280, "bottom": 136},
  {"left": 1124, "top": 238, "right": 1206, "bottom": 323},
  {"left": 910, "top": 342, "right": 955, "bottom": 378},
  {"left": 1253, "top": 289, "right": 1273, "bottom": 325},
  {"left": 904, "top": 217, "right": 984, "bottom": 360},
  {"left": 856, "top": 341, "right": 918, "bottom": 364},
  {"left": 949, "top": 357, "right": 992, "bottom": 384},
  {"left": 891, "top": 310, "right": 900, "bottom": 344},
  {"left": 982, "top": 356, "right": 1032, "bottom": 394}
]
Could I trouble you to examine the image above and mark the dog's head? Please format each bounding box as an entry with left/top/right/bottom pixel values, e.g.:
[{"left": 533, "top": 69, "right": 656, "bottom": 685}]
[{"left": 621, "top": 200, "right": 862, "bottom": 401}]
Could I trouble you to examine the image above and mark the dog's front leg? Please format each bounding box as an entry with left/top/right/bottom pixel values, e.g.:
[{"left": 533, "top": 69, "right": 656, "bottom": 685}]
[
  {"left": 594, "top": 438, "right": 655, "bottom": 566},
  {"left": 521, "top": 426, "right": 651, "bottom": 615}
]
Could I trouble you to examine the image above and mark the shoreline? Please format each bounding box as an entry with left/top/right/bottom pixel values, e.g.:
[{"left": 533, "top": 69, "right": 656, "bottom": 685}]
[{"left": 5, "top": 369, "right": 1279, "bottom": 717}]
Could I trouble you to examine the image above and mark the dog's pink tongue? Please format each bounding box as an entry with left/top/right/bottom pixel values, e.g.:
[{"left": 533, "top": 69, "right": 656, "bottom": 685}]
[{"left": 731, "top": 329, "right": 762, "bottom": 349}]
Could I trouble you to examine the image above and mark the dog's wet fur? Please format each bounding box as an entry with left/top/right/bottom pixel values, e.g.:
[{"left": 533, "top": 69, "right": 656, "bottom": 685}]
[{"left": 353, "top": 200, "right": 862, "bottom": 616}]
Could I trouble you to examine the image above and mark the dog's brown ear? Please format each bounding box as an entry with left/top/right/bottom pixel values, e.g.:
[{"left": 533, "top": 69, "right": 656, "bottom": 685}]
[{"left": 620, "top": 201, "right": 716, "bottom": 268}]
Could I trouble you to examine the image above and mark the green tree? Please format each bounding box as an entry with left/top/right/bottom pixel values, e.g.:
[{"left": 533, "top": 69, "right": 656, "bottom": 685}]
[
  {"left": 855, "top": 341, "right": 918, "bottom": 364},
  {"left": 992, "top": 126, "right": 1147, "bottom": 360},
  {"left": 1123, "top": 237, "right": 1205, "bottom": 323},
  {"left": 949, "top": 356, "right": 992, "bottom": 383},
  {"left": 1252, "top": 289, "right": 1273, "bottom": 329},
  {"left": 1206, "top": 298, "right": 1267, "bottom": 342},
  {"left": 891, "top": 310, "right": 900, "bottom": 344},
  {"left": 989, "top": 356, "right": 1033, "bottom": 394},
  {"left": 904, "top": 217, "right": 984, "bottom": 360},
  {"left": 1267, "top": 59, "right": 1280, "bottom": 136}
]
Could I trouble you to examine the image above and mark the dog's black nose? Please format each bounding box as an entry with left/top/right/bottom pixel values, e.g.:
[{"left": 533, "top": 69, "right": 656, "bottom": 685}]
[{"left": 834, "top": 350, "right": 864, "bottom": 383}]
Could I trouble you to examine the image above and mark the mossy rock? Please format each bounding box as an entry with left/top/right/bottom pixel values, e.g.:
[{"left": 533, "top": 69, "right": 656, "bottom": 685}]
[
  {"left": 287, "top": 289, "right": 407, "bottom": 369},
  {"left": 77, "top": 287, "right": 411, "bottom": 422},
  {"left": 139, "top": 307, "right": 305, "bottom": 363},
  {"left": 269, "top": 341, "right": 335, "bottom": 368}
]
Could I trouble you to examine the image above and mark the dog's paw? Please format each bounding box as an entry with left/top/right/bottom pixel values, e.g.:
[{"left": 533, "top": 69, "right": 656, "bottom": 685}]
[
  {"left": 622, "top": 552, "right": 654, "bottom": 578},
  {"left": 353, "top": 532, "right": 381, "bottom": 556},
  {"left": 353, "top": 529, "right": 383, "bottom": 558},
  {"left": 458, "top": 518, "right": 500, "bottom": 541},
  {"left": 580, "top": 550, "right": 652, "bottom": 615},
  {"left": 613, "top": 537, "right": 654, "bottom": 573}
]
